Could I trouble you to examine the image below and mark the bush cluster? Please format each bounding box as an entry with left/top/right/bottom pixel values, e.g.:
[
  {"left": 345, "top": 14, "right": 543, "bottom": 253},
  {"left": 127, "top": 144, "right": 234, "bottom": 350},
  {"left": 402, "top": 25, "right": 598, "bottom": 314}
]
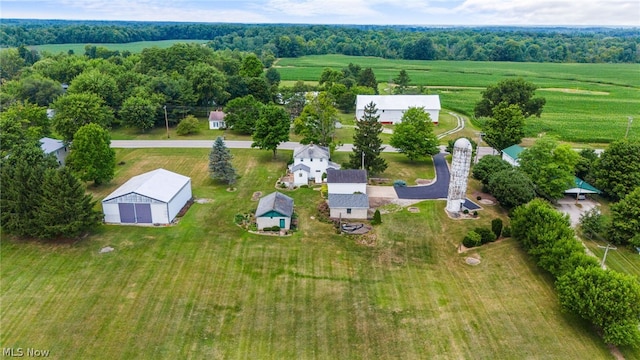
[{"left": 511, "top": 199, "right": 640, "bottom": 347}]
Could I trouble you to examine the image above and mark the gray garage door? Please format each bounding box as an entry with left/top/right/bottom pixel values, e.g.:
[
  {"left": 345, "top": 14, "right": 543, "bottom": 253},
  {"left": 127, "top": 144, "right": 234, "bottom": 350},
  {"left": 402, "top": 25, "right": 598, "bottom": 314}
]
[
  {"left": 118, "top": 203, "right": 136, "bottom": 223},
  {"left": 135, "top": 203, "right": 152, "bottom": 223}
]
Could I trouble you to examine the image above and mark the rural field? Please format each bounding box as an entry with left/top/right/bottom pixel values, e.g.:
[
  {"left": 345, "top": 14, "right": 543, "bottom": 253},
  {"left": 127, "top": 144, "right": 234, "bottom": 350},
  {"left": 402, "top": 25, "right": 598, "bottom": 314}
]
[
  {"left": 2, "top": 149, "right": 638, "bottom": 359},
  {"left": 277, "top": 55, "right": 640, "bottom": 144},
  {"left": 32, "top": 40, "right": 210, "bottom": 55}
]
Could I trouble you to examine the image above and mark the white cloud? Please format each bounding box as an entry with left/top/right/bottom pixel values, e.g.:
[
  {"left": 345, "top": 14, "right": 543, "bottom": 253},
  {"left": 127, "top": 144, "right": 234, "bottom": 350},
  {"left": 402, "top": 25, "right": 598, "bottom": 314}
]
[{"left": 456, "top": 0, "right": 640, "bottom": 25}]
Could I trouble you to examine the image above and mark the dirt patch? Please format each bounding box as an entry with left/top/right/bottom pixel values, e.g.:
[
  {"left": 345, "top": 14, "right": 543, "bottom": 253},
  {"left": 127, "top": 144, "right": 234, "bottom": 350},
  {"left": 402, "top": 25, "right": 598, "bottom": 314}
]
[
  {"left": 472, "top": 191, "right": 496, "bottom": 203},
  {"left": 479, "top": 199, "right": 495, "bottom": 205},
  {"left": 407, "top": 207, "right": 420, "bottom": 213},
  {"left": 540, "top": 88, "right": 609, "bottom": 95},
  {"left": 194, "top": 198, "right": 214, "bottom": 204},
  {"left": 251, "top": 191, "right": 262, "bottom": 201},
  {"left": 415, "top": 178, "right": 433, "bottom": 185}
]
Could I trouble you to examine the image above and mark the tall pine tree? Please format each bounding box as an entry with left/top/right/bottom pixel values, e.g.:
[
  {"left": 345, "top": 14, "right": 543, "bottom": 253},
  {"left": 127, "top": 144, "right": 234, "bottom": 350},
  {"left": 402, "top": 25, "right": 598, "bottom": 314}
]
[
  {"left": 209, "top": 137, "right": 237, "bottom": 186},
  {"left": 38, "top": 167, "right": 102, "bottom": 238},
  {"left": 349, "top": 101, "right": 387, "bottom": 174}
]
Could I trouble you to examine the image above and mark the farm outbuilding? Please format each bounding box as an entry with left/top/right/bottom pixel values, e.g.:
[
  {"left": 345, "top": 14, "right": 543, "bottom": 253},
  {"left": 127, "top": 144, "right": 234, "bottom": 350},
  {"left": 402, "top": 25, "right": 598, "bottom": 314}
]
[
  {"left": 255, "top": 192, "right": 294, "bottom": 230},
  {"left": 355, "top": 95, "right": 441, "bottom": 124},
  {"left": 102, "top": 168, "right": 192, "bottom": 225}
]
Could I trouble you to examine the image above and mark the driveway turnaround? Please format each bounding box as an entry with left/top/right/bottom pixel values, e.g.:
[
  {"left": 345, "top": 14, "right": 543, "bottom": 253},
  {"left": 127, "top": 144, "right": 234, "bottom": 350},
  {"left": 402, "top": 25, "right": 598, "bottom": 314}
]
[{"left": 394, "top": 153, "right": 449, "bottom": 199}]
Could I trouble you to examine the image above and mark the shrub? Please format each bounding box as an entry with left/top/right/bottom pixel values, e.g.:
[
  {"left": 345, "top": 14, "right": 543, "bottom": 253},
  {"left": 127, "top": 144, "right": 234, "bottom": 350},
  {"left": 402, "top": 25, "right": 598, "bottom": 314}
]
[
  {"left": 234, "top": 214, "right": 245, "bottom": 225},
  {"left": 473, "top": 210, "right": 478, "bottom": 217},
  {"left": 176, "top": 115, "right": 200, "bottom": 136},
  {"left": 371, "top": 209, "right": 382, "bottom": 225},
  {"left": 393, "top": 180, "right": 407, "bottom": 187},
  {"left": 320, "top": 183, "right": 328, "bottom": 198},
  {"left": 317, "top": 201, "right": 331, "bottom": 222},
  {"left": 300, "top": 184, "right": 309, "bottom": 188},
  {"left": 491, "top": 218, "right": 503, "bottom": 238},
  {"left": 502, "top": 226, "right": 512, "bottom": 237},
  {"left": 463, "top": 209, "right": 469, "bottom": 214},
  {"left": 474, "top": 227, "right": 497, "bottom": 244},
  {"left": 476, "top": 195, "right": 482, "bottom": 200},
  {"left": 463, "top": 231, "right": 482, "bottom": 248}
]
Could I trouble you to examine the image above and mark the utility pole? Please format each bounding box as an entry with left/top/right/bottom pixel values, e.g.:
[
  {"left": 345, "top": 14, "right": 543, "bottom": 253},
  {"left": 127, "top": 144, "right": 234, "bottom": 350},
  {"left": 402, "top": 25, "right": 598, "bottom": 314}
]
[
  {"left": 164, "top": 105, "right": 170, "bottom": 138},
  {"left": 625, "top": 116, "right": 633, "bottom": 138},
  {"left": 597, "top": 243, "right": 617, "bottom": 269},
  {"left": 361, "top": 150, "right": 365, "bottom": 170}
]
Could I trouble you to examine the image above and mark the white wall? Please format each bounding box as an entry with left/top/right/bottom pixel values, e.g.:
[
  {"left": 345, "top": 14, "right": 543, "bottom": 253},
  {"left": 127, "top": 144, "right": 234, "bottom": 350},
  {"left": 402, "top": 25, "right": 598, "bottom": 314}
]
[
  {"left": 294, "top": 157, "right": 328, "bottom": 181},
  {"left": 256, "top": 216, "right": 291, "bottom": 230},
  {"left": 330, "top": 208, "right": 368, "bottom": 220},
  {"left": 502, "top": 154, "right": 519, "bottom": 167},
  {"left": 167, "top": 181, "right": 192, "bottom": 222},
  {"left": 356, "top": 109, "right": 439, "bottom": 124},
  {"left": 327, "top": 183, "right": 367, "bottom": 195},
  {"left": 102, "top": 203, "right": 120, "bottom": 223},
  {"left": 293, "top": 168, "right": 309, "bottom": 185},
  {"left": 151, "top": 203, "right": 170, "bottom": 224}
]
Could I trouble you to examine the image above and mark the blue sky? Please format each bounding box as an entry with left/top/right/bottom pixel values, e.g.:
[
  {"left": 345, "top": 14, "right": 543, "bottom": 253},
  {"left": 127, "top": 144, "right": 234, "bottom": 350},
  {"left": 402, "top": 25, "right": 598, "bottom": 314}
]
[{"left": 2, "top": 0, "right": 638, "bottom": 26}]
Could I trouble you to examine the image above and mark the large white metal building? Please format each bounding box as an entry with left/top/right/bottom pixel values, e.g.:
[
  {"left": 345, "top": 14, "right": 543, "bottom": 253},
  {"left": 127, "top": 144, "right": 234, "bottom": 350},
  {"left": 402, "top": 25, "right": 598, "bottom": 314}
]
[
  {"left": 355, "top": 95, "right": 441, "bottom": 124},
  {"left": 102, "top": 169, "right": 192, "bottom": 225}
]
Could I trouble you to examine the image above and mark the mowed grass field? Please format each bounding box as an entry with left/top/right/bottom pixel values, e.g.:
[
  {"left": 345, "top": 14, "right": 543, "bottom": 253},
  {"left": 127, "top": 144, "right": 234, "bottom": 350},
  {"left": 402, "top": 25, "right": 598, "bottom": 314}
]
[
  {"left": 1, "top": 148, "right": 627, "bottom": 359},
  {"left": 276, "top": 55, "right": 640, "bottom": 143},
  {"left": 31, "top": 40, "right": 210, "bottom": 55}
]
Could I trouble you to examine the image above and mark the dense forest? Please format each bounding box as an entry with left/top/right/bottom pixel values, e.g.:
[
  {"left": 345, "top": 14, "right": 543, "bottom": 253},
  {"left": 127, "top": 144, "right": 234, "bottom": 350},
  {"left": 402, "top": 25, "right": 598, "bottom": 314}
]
[{"left": 1, "top": 19, "right": 638, "bottom": 63}]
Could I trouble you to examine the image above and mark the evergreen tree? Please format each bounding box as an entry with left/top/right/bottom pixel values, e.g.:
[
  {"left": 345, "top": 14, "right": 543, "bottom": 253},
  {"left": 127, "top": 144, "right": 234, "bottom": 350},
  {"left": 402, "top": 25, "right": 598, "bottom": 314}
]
[
  {"left": 393, "top": 70, "right": 411, "bottom": 94},
  {"left": 357, "top": 67, "right": 378, "bottom": 94},
  {"left": 209, "top": 137, "right": 237, "bottom": 186},
  {"left": 38, "top": 167, "right": 102, "bottom": 238},
  {"left": 0, "top": 144, "right": 58, "bottom": 237},
  {"left": 349, "top": 102, "right": 387, "bottom": 174},
  {"left": 67, "top": 123, "right": 116, "bottom": 185}
]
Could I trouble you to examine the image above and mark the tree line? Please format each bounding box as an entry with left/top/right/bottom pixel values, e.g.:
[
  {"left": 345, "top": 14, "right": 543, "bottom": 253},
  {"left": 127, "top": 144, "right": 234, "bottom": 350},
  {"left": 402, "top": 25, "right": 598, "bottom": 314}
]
[{"left": 1, "top": 20, "right": 638, "bottom": 63}]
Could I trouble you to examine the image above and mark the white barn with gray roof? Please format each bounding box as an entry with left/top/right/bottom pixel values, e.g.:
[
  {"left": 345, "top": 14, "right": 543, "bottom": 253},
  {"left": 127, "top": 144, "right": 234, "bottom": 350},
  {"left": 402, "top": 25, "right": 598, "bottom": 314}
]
[
  {"left": 290, "top": 144, "right": 340, "bottom": 185},
  {"left": 356, "top": 95, "right": 441, "bottom": 124},
  {"left": 102, "top": 168, "right": 192, "bottom": 225},
  {"left": 255, "top": 192, "right": 294, "bottom": 230}
]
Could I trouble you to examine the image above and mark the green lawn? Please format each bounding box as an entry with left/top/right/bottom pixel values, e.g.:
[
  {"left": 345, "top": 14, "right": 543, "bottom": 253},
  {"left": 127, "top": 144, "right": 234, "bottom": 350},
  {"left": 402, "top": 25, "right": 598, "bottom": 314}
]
[
  {"left": 31, "top": 40, "right": 210, "bottom": 55},
  {"left": 276, "top": 55, "right": 640, "bottom": 143},
  {"left": 2, "top": 148, "right": 630, "bottom": 359}
]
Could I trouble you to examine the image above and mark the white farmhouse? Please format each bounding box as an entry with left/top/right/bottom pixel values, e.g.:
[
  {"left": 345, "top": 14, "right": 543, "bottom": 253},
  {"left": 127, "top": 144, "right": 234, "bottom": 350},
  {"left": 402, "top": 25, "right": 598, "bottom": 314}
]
[
  {"left": 290, "top": 144, "right": 340, "bottom": 185},
  {"left": 40, "top": 137, "right": 69, "bottom": 166},
  {"left": 208, "top": 110, "right": 226, "bottom": 130},
  {"left": 355, "top": 95, "right": 441, "bottom": 125},
  {"left": 102, "top": 169, "right": 192, "bottom": 225}
]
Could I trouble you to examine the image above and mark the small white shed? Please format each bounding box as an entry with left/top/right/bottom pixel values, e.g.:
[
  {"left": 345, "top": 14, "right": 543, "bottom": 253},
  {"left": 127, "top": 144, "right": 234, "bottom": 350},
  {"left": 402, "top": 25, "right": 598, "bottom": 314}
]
[
  {"left": 356, "top": 95, "right": 441, "bottom": 124},
  {"left": 255, "top": 192, "right": 294, "bottom": 230},
  {"left": 40, "top": 137, "right": 69, "bottom": 166},
  {"left": 327, "top": 169, "right": 368, "bottom": 195},
  {"left": 102, "top": 169, "right": 192, "bottom": 225},
  {"left": 328, "top": 193, "right": 369, "bottom": 219}
]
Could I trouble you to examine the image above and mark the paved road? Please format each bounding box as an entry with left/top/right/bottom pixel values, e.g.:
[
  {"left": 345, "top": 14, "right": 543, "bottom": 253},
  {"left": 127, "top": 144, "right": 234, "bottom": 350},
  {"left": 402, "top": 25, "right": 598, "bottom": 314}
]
[{"left": 111, "top": 140, "right": 400, "bottom": 152}]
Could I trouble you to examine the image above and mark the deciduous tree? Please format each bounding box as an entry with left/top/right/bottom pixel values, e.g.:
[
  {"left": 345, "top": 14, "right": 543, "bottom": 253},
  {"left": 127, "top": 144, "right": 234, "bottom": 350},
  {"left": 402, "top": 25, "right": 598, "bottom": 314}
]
[
  {"left": 209, "top": 137, "right": 237, "bottom": 186},
  {"left": 66, "top": 123, "right": 115, "bottom": 185},
  {"left": 519, "top": 136, "right": 579, "bottom": 200},
  {"left": 293, "top": 92, "right": 337, "bottom": 146},
  {"left": 608, "top": 187, "right": 640, "bottom": 246},
  {"left": 487, "top": 169, "right": 536, "bottom": 209},
  {"left": 51, "top": 93, "right": 114, "bottom": 142},
  {"left": 223, "top": 95, "right": 263, "bottom": 135},
  {"left": 252, "top": 105, "right": 290, "bottom": 158},
  {"left": 119, "top": 95, "right": 156, "bottom": 132},
  {"left": 67, "top": 68, "right": 120, "bottom": 108},
  {"left": 593, "top": 139, "right": 640, "bottom": 201},
  {"left": 474, "top": 78, "right": 546, "bottom": 118},
  {"left": 389, "top": 107, "right": 439, "bottom": 161},
  {"left": 349, "top": 101, "right": 387, "bottom": 174},
  {"left": 472, "top": 155, "right": 512, "bottom": 186},
  {"left": 482, "top": 103, "right": 526, "bottom": 151},
  {"left": 557, "top": 266, "right": 640, "bottom": 347}
]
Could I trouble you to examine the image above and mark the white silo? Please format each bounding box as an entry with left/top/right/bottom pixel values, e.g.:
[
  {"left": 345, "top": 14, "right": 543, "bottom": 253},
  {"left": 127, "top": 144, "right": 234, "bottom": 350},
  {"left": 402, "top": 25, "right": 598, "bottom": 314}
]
[{"left": 446, "top": 138, "right": 473, "bottom": 213}]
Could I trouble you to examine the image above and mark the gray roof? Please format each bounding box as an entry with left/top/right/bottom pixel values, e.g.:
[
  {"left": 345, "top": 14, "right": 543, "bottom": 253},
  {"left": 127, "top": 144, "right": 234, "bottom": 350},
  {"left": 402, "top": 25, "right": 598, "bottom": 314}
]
[
  {"left": 293, "top": 144, "right": 330, "bottom": 160},
  {"left": 256, "top": 191, "right": 294, "bottom": 217},
  {"left": 328, "top": 193, "right": 369, "bottom": 208},
  {"left": 292, "top": 163, "right": 311, "bottom": 172},
  {"left": 102, "top": 168, "right": 191, "bottom": 203},
  {"left": 40, "top": 137, "right": 65, "bottom": 154},
  {"left": 327, "top": 169, "right": 367, "bottom": 184}
]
